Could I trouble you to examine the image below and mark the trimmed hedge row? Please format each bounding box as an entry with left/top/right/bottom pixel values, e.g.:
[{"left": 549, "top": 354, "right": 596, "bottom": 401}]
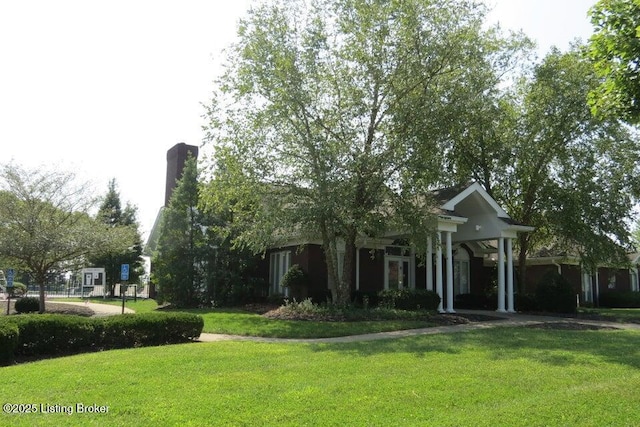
[
  {"left": 0, "top": 323, "right": 19, "bottom": 365},
  {"left": 598, "top": 291, "right": 640, "bottom": 308},
  {"left": 378, "top": 289, "right": 441, "bottom": 311},
  {"left": 0, "top": 312, "right": 204, "bottom": 365}
]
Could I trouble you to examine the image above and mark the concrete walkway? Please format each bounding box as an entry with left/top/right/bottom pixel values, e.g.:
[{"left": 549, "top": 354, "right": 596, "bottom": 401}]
[
  {"left": 197, "top": 310, "right": 640, "bottom": 344},
  {"left": 47, "top": 300, "right": 134, "bottom": 316}
]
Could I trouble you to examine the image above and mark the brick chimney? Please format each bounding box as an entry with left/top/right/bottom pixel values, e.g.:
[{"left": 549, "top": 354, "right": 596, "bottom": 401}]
[{"left": 164, "top": 142, "right": 198, "bottom": 206}]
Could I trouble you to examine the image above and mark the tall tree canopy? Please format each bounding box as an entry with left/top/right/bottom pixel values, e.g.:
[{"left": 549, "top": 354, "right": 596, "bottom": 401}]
[
  {"left": 88, "top": 179, "right": 145, "bottom": 296},
  {"left": 0, "top": 164, "right": 136, "bottom": 312},
  {"left": 445, "top": 46, "right": 640, "bottom": 288},
  {"left": 202, "top": 0, "right": 527, "bottom": 304},
  {"left": 588, "top": 0, "right": 640, "bottom": 122}
]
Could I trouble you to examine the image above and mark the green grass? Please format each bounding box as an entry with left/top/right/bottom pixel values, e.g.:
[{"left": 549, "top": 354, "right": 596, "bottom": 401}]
[
  {"left": 1, "top": 327, "right": 639, "bottom": 426},
  {"left": 175, "top": 308, "right": 438, "bottom": 338},
  {"left": 64, "top": 298, "right": 158, "bottom": 313},
  {"left": 578, "top": 307, "right": 640, "bottom": 322}
]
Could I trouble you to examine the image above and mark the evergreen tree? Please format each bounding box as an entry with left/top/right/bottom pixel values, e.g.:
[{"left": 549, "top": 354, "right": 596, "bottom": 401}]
[
  {"left": 152, "top": 155, "right": 207, "bottom": 307},
  {"left": 89, "top": 179, "right": 145, "bottom": 296}
]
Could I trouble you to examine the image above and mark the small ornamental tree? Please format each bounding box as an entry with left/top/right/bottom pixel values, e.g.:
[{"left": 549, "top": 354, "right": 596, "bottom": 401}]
[{"left": 0, "top": 163, "right": 137, "bottom": 313}]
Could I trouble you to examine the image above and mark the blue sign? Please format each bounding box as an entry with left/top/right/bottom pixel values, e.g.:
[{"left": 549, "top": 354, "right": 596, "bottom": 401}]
[
  {"left": 6, "top": 269, "right": 14, "bottom": 288},
  {"left": 120, "top": 264, "right": 130, "bottom": 281}
]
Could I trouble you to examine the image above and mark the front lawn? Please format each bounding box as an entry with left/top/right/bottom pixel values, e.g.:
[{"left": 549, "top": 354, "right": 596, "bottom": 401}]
[
  {"left": 578, "top": 307, "right": 640, "bottom": 322},
  {"left": 177, "top": 308, "right": 456, "bottom": 338},
  {"left": 1, "top": 327, "right": 639, "bottom": 426}
]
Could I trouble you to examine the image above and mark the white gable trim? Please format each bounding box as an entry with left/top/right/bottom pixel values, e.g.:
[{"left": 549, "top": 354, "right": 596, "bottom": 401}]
[{"left": 441, "top": 182, "right": 510, "bottom": 219}]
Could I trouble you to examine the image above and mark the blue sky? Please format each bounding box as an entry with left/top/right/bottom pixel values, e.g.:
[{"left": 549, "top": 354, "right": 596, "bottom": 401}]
[{"left": 0, "top": 0, "right": 597, "bottom": 240}]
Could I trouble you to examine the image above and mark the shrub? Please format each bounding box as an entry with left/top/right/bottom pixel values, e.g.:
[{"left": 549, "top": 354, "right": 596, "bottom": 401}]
[
  {"left": 211, "top": 273, "right": 269, "bottom": 307},
  {"left": 100, "top": 312, "right": 203, "bottom": 349},
  {"left": 281, "top": 265, "right": 308, "bottom": 300},
  {"left": 535, "top": 271, "right": 577, "bottom": 313},
  {"left": 278, "top": 298, "right": 322, "bottom": 318},
  {"left": 455, "top": 293, "right": 490, "bottom": 309},
  {"left": 599, "top": 291, "right": 640, "bottom": 308},
  {"left": 378, "top": 289, "right": 440, "bottom": 311},
  {"left": 281, "top": 265, "right": 307, "bottom": 289},
  {"left": 351, "top": 291, "right": 380, "bottom": 308},
  {"left": 515, "top": 293, "right": 539, "bottom": 312},
  {"left": 7, "top": 315, "right": 98, "bottom": 356},
  {"left": 8, "top": 282, "right": 27, "bottom": 297},
  {"left": 0, "top": 321, "right": 19, "bottom": 365},
  {"left": 14, "top": 297, "right": 40, "bottom": 313},
  {"left": 0, "top": 312, "right": 204, "bottom": 361}
]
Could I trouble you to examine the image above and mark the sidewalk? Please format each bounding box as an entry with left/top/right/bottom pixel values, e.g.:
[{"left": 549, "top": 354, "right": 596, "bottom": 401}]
[
  {"left": 47, "top": 300, "right": 134, "bottom": 316},
  {"left": 197, "top": 310, "right": 640, "bottom": 344}
]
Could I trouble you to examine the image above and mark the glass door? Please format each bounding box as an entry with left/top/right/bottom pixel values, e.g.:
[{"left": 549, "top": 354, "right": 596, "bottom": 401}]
[{"left": 386, "top": 257, "right": 410, "bottom": 290}]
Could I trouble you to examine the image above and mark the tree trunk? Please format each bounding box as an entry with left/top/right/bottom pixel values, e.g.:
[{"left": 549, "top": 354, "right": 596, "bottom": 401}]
[
  {"left": 517, "top": 235, "right": 529, "bottom": 294},
  {"left": 338, "top": 229, "right": 357, "bottom": 306},
  {"left": 38, "top": 282, "right": 46, "bottom": 314}
]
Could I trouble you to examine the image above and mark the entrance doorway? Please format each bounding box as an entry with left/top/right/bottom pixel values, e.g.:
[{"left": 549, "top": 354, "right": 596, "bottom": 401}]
[{"left": 385, "top": 256, "right": 410, "bottom": 290}]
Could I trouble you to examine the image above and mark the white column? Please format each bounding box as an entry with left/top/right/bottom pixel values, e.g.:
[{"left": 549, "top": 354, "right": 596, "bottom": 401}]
[
  {"left": 446, "top": 231, "right": 455, "bottom": 313},
  {"left": 435, "top": 232, "right": 444, "bottom": 313},
  {"left": 497, "top": 237, "right": 506, "bottom": 313},
  {"left": 356, "top": 247, "right": 360, "bottom": 291},
  {"left": 593, "top": 267, "right": 600, "bottom": 307},
  {"left": 426, "top": 237, "right": 433, "bottom": 291},
  {"left": 506, "top": 238, "right": 515, "bottom": 313}
]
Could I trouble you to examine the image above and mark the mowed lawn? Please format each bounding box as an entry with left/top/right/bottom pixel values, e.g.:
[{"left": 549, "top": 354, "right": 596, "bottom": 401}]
[{"left": 1, "top": 327, "right": 639, "bottom": 426}]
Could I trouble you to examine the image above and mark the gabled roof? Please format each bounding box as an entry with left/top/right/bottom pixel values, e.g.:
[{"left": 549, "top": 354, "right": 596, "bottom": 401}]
[{"left": 438, "top": 182, "right": 509, "bottom": 218}]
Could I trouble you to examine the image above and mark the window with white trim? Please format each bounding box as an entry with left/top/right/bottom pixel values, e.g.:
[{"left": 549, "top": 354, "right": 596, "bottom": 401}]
[
  {"left": 269, "top": 251, "right": 291, "bottom": 296},
  {"left": 453, "top": 248, "right": 470, "bottom": 295},
  {"left": 582, "top": 272, "right": 593, "bottom": 303},
  {"left": 631, "top": 269, "right": 639, "bottom": 292}
]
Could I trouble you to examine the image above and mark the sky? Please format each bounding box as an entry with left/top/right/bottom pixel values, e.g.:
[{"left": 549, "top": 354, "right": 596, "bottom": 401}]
[{"left": 0, "top": 0, "right": 597, "bottom": 242}]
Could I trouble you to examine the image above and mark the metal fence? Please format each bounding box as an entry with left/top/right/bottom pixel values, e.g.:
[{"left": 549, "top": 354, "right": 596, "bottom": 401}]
[{"left": 23, "top": 284, "right": 150, "bottom": 299}]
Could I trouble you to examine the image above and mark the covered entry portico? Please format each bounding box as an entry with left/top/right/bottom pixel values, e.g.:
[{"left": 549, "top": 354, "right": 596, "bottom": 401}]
[{"left": 424, "top": 183, "right": 534, "bottom": 313}]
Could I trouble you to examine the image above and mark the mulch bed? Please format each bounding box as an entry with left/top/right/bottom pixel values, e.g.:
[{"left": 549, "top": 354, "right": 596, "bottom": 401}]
[
  {"left": 259, "top": 305, "right": 503, "bottom": 324},
  {"left": 525, "top": 321, "right": 618, "bottom": 331},
  {"left": 0, "top": 301, "right": 94, "bottom": 317}
]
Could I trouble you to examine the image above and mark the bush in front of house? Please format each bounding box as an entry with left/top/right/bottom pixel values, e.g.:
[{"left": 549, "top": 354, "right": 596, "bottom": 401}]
[
  {"left": 455, "top": 293, "right": 491, "bottom": 309},
  {"left": 0, "top": 321, "right": 19, "bottom": 365},
  {"left": 378, "top": 289, "right": 440, "bottom": 311},
  {"left": 14, "top": 296, "right": 40, "bottom": 313},
  {"left": 535, "top": 271, "right": 576, "bottom": 313},
  {"left": 351, "top": 290, "right": 380, "bottom": 308},
  {"left": 598, "top": 291, "right": 640, "bottom": 308},
  {"left": 280, "top": 265, "right": 309, "bottom": 300},
  {"left": 515, "top": 293, "right": 539, "bottom": 312}
]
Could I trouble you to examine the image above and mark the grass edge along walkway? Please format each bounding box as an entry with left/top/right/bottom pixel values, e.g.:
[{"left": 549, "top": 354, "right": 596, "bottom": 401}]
[{"left": 197, "top": 312, "right": 640, "bottom": 343}]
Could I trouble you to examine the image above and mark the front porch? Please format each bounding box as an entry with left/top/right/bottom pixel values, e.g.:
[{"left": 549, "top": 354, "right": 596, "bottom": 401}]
[{"left": 267, "top": 183, "right": 534, "bottom": 313}]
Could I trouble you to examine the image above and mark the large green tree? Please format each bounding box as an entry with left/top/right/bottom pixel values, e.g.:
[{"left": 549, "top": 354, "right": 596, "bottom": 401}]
[
  {"left": 0, "top": 164, "right": 136, "bottom": 312},
  {"left": 152, "top": 156, "right": 208, "bottom": 307},
  {"left": 88, "top": 179, "right": 145, "bottom": 297},
  {"left": 445, "top": 46, "right": 640, "bottom": 289},
  {"left": 587, "top": 0, "right": 640, "bottom": 122},
  {"left": 202, "top": 0, "right": 525, "bottom": 304}
]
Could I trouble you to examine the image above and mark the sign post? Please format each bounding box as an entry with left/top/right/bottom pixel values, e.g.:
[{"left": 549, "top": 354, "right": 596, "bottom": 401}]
[
  {"left": 120, "top": 264, "right": 129, "bottom": 314},
  {"left": 6, "top": 269, "right": 14, "bottom": 315}
]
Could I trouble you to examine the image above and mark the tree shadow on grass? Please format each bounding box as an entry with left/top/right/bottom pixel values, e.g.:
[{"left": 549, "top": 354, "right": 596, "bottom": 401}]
[{"left": 307, "top": 326, "right": 640, "bottom": 369}]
